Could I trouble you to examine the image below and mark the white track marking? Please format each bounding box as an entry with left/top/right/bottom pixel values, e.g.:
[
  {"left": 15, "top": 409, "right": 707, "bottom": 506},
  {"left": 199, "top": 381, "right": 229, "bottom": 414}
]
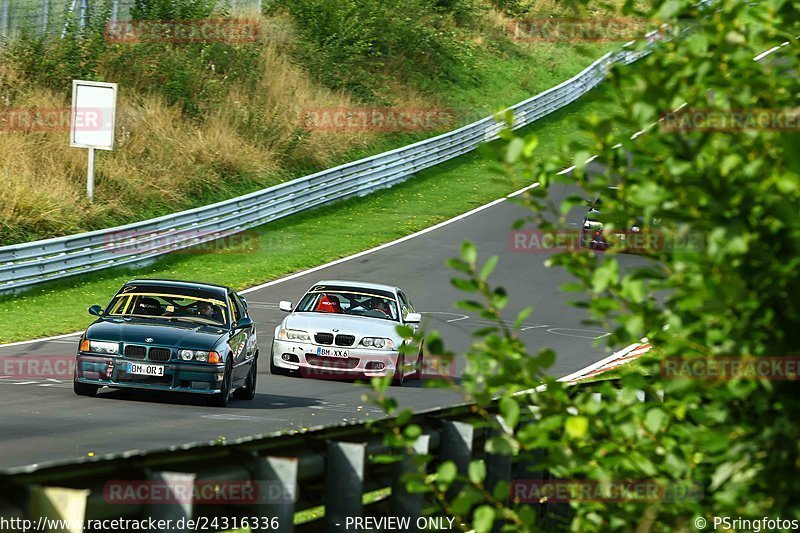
[
  {"left": 238, "top": 186, "right": 540, "bottom": 296},
  {"left": 546, "top": 328, "right": 611, "bottom": 340},
  {"left": 753, "top": 41, "right": 791, "bottom": 62},
  {"left": 558, "top": 340, "right": 649, "bottom": 383},
  {"left": 420, "top": 312, "right": 470, "bottom": 323},
  {"left": 557, "top": 165, "right": 576, "bottom": 175},
  {"left": 0, "top": 332, "right": 81, "bottom": 348}
]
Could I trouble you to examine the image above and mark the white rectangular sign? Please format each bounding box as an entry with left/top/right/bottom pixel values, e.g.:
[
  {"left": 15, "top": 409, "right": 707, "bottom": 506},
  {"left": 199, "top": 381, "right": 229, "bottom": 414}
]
[{"left": 70, "top": 80, "right": 117, "bottom": 150}]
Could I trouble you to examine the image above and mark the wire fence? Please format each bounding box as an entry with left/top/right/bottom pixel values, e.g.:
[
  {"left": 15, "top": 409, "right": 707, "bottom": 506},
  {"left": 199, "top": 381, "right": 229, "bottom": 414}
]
[{"left": 0, "top": 0, "right": 263, "bottom": 39}]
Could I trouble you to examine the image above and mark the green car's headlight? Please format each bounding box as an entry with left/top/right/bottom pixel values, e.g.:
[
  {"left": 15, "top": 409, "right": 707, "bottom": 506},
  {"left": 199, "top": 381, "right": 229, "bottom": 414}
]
[
  {"left": 178, "top": 349, "right": 218, "bottom": 363},
  {"left": 89, "top": 341, "right": 119, "bottom": 354}
]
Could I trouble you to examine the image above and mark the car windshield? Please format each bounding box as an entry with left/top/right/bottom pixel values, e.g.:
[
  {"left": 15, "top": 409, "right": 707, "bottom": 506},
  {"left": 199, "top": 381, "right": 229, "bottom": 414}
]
[
  {"left": 296, "top": 289, "right": 400, "bottom": 322},
  {"left": 105, "top": 288, "right": 228, "bottom": 326}
]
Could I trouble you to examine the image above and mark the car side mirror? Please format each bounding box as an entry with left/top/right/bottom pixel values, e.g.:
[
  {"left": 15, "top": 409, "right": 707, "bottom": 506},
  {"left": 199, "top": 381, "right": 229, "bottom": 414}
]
[
  {"left": 88, "top": 305, "right": 104, "bottom": 317},
  {"left": 405, "top": 312, "right": 421, "bottom": 324},
  {"left": 279, "top": 301, "right": 293, "bottom": 312},
  {"left": 235, "top": 317, "right": 254, "bottom": 330}
]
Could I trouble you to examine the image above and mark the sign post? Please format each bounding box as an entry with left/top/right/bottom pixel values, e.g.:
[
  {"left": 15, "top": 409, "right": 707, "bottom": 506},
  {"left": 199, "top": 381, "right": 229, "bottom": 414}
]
[{"left": 70, "top": 80, "right": 117, "bottom": 202}]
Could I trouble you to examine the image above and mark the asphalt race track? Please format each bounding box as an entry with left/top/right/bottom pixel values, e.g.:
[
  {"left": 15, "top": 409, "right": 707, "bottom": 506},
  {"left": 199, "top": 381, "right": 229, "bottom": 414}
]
[{"left": 0, "top": 182, "right": 615, "bottom": 472}]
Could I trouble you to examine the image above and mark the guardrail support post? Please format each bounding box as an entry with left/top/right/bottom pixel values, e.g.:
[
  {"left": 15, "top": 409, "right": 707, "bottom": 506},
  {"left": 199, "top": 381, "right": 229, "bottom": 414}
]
[
  {"left": 29, "top": 486, "right": 90, "bottom": 533},
  {"left": 325, "top": 441, "right": 365, "bottom": 533},
  {"left": 441, "top": 420, "right": 473, "bottom": 498},
  {"left": 391, "top": 434, "right": 430, "bottom": 520},
  {"left": 40, "top": 0, "right": 49, "bottom": 33},
  {"left": 78, "top": 0, "right": 88, "bottom": 30},
  {"left": 0, "top": 0, "right": 9, "bottom": 39},
  {"left": 144, "top": 471, "right": 194, "bottom": 532},
  {"left": 256, "top": 456, "right": 298, "bottom": 533},
  {"left": 486, "top": 427, "right": 512, "bottom": 500}
]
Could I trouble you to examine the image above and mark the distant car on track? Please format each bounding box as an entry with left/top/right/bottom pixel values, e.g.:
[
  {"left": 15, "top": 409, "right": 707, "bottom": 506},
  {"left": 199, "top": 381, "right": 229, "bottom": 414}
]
[
  {"left": 580, "top": 196, "right": 654, "bottom": 253},
  {"left": 271, "top": 280, "right": 423, "bottom": 385},
  {"left": 74, "top": 279, "right": 258, "bottom": 407}
]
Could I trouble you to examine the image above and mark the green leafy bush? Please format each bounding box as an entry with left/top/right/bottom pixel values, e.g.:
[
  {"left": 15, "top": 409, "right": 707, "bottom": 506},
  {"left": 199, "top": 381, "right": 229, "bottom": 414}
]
[
  {"left": 268, "top": 0, "right": 477, "bottom": 100},
  {"left": 370, "top": 0, "right": 800, "bottom": 530}
]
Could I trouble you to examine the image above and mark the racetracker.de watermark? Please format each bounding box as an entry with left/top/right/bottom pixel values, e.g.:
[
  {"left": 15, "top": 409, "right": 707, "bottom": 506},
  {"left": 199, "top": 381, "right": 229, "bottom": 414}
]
[
  {"left": 103, "top": 479, "right": 294, "bottom": 505},
  {"left": 0, "top": 108, "right": 106, "bottom": 132},
  {"left": 661, "top": 108, "right": 800, "bottom": 132},
  {"left": 104, "top": 229, "right": 259, "bottom": 255},
  {"left": 507, "top": 18, "right": 653, "bottom": 42},
  {"left": 0, "top": 355, "right": 75, "bottom": 380},
  {"left": 661, "top": 356, "right": 800, "bottom": 380},
  {"left": 511, "top": 479, "right": 703, "bottom": 503},
  {"left": 301, "top": 107, "right": 456, "bottom": 132},
  {"left": 105, "top": 19, "right": 259, "bottom": 43},
  {"left": 288, "top": 354, "right": 453, "bottom": 381},
  {"left": 508, "top": 229, "right": 705, "bottom": 254}
]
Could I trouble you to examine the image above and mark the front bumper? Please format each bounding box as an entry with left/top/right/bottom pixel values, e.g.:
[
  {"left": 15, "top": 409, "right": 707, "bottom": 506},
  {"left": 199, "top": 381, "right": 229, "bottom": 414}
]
[
  {"left": 75, "top": 353, "right": 225, "bottom": 394},
  {"left": 272, "top": 339, "right": 399, "bottom": 379}
]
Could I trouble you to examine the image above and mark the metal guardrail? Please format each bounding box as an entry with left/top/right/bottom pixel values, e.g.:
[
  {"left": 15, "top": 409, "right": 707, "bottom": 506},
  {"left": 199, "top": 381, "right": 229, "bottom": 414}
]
[
  {"left": 0, "top": 383, "right": 645, "bottom": 532},
  {"left": 0, "top": 44, "right": 653, "bottom": 294},
  {"left": 0, "top": 402, "right": 480, "bottom": 532}
]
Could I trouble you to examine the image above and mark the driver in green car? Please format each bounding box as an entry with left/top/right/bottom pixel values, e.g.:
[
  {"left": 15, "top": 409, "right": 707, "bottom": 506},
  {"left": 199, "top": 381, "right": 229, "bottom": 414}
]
[{"left": 197, "top": 300, "right": 224, "bottom": 324}]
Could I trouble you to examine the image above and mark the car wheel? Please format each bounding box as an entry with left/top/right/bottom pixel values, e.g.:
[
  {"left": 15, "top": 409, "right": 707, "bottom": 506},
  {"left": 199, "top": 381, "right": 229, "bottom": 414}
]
[
  {"left": 209, "top": 358, "right": 233, "bottom": 407},
  {"left": 73, "top": 380, "right": 98, "bottom": 397},
  {"left": 234, "top": 354, "right": 258, "bottom": 400},
  {"left": 392, "top": 354, "right": 405, "bottom": 386}
]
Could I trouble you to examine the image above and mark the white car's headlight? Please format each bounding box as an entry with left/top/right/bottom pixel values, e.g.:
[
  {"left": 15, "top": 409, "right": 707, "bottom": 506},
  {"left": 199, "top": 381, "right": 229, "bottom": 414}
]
[
  {"left": 89, "top": 341, "right": 119, "bottom": 354},
  {"left": 359, "top": 337, "right": 394, "bottom": 350},
  {"left": 278, "top": 328, "right": 310, "bottom": 341}
]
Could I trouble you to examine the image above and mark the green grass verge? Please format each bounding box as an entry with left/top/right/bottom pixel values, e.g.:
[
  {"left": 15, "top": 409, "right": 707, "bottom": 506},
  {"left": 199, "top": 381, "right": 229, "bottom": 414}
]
[
  {"left": 293, "top": 487, "right": 391, "bottom": 526},
  {"left": 0, "top": 88, "right": 619, "bottom": 344}
]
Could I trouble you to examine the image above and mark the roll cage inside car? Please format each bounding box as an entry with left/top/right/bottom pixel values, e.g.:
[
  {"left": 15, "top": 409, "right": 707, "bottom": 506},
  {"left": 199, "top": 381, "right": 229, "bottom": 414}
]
[
  {"left": 296, "top": 289, "right": 401, "bottom": 321},
  {"left": 102, "top": 283, "right": 243, "bottom": 327}
]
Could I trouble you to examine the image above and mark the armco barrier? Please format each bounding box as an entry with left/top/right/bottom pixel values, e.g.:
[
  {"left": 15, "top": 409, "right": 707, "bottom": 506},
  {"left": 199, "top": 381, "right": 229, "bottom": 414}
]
[
  {"left": 0, "top": 40, "right": 656, "bottom": 294},
  {"left": 0, "top": 381, "right": 650, "bottom": 532}
]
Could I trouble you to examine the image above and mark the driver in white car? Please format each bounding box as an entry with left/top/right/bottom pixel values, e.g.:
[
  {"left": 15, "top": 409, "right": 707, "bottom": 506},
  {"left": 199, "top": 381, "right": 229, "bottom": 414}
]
[{"left": 366, "top": 297, "right": 393, "bottom": 318}]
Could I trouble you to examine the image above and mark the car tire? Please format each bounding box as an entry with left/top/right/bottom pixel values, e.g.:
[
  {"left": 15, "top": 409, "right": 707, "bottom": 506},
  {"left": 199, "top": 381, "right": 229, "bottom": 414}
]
[
  {"left": 209, "top": 358, "right": 233, "bottom": 407},
  {"left": 392, "top": 354, "right": 405, "bottom": 386},
  {"left": 234, "top": 354, "right": 258, "bottom": 400},
  {"left": 411, "top": 350, "right": 424, "bottom": 381},
  {"left": 73, "top": 380, "right": 98, "bottom": 397}
]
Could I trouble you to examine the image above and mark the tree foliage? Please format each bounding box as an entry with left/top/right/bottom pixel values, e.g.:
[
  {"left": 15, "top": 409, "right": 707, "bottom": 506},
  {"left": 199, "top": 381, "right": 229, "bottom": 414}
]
[{"left": 370, "top": 0, "right": 800, "bottom": 530}]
